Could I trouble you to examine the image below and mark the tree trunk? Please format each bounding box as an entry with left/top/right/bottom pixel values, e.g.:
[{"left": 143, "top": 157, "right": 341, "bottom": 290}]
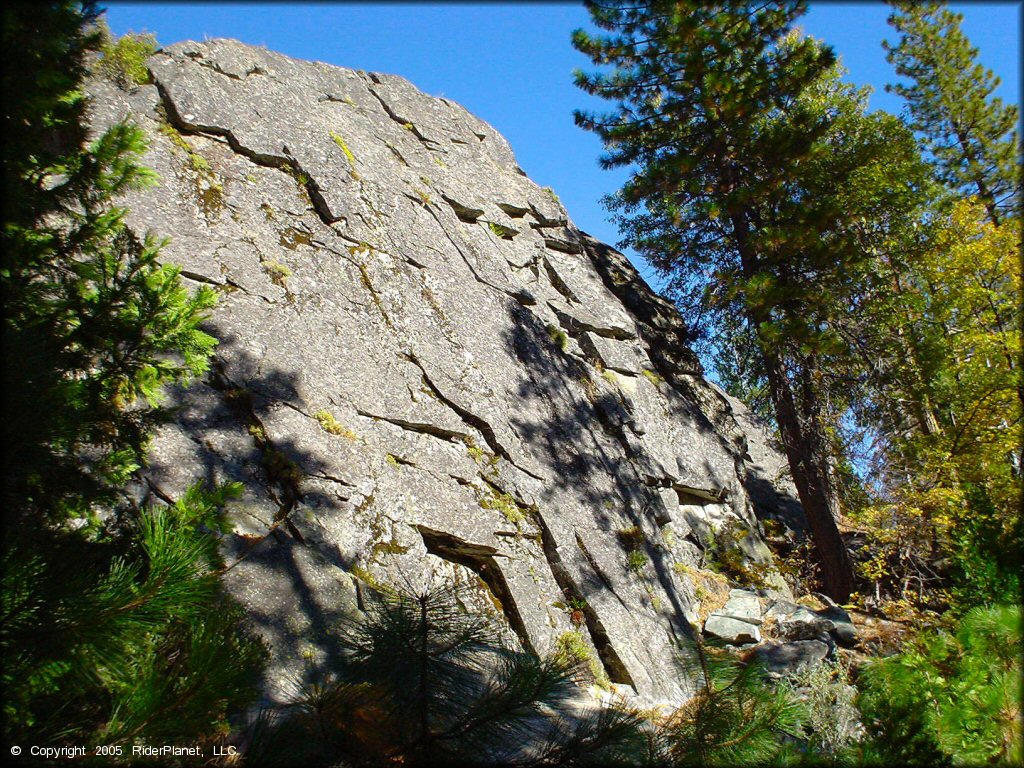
[
  {"left": 952, "top": 122, "right": 1001, "bottom": 227},
  {"left": 758, "top": 343, "right": 857, "bottom": 602},
  {"left": 729, "top": 211, "right": 857, "bottom": 602}
]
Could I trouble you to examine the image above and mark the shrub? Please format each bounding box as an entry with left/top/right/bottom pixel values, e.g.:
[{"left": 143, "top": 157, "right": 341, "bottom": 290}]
[
  {"left": 617, "top": 525, "right": 645, "bottom": 549},
  {"left": 657, "top": 640, "right": 804, "bottom": 765},
  {"left": 856, "top": 603, "right": 1022, "bottom": 766},
  {"left": 705, "top": 519, "right": 775, "bottom": 590},
  {"left": 786, "top": 659, "right": 862, "bottom": 759},
  {"left": 97, "top": 22, "right": 157, "bottom": 88},
  {"left": 641, "top": 368, "right": 665, "bottom": 386},
  {"left": 554, "top": 630, "right": 592, "bottom": 665}
]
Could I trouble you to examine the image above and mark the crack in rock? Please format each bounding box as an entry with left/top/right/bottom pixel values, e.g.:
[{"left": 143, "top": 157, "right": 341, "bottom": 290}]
[
  {"left": 532, "top": 512, "right": 635, "bottom": 688},
  {"left": 402, "top": 352, "right": 544, "bottom": 482},
  {"left": 415, "top": 525, "right": 533, "bottom": 654},
  {"left": 153, "top": 75, "right": 341, "bottom": 227},
  {"left": 356, "top": 409, "right": 474, "bottom": 447},
  {"left": 361, "top": 74, "right": 437, "bottom": 148}
]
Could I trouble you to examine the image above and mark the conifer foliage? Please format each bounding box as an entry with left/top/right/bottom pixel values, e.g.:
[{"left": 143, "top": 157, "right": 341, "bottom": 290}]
[
  {"left": 253, "top": 583, "right": 649, "bottom": 766},
  {"left": 857, "top": 604, "right": 1022, "bottom": 766},
  {"left": 1, "top": 2, "right": 217, "bottom": 522},
  {"left": 572, "top": 0, "right": 863, "bottom": 600},
  {"left": 1, "top": 0, "right": 264, "bottom": 748},
  {"left": 656, "top": 640, "right": 803, "bottom": 766},
  {"left": 884, "top": 1, "right": 1021, "bottom": 224}
]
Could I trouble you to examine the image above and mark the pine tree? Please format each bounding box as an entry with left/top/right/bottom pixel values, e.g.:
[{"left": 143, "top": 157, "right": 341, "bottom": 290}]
[
  {"left": 252, "top": 584, "right": 648, "bottom": 766},
  {"left": 2, "top": 484, "right": 266, "bottom": 745},
  {"left": 856, "top": 604, "right": 1022, "bottom": 765},
  {"left": 883, "top": 0, "right": 1021, "bottom": 225},
  {"left": 1, "top": 1, "right": 265, "bottom": 747},
  {"left": 2, "top": 2, "right": 217, "bottom": 522},
  {"left": 655, "top": 638, "right": 804, "bottom": 766},
  {"left": 572, "top": 0, "right": 934, "bottom": 601}
]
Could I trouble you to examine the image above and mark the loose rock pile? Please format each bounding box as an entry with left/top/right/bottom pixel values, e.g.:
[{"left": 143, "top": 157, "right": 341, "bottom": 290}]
[{"left": 702, "top": 589, "right": 859, "bottom": 678}]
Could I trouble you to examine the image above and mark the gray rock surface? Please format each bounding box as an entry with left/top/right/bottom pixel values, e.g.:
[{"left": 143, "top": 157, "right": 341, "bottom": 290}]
[
  {"left": 86, "top": 39, "right": 804, "bottom": 708},
  {"left": 703, "top": 615, "right": 761, "bottom": 645},
  {"left": 713, "top": 385, "right": 806, "bottom": 537},
  {"left": 754, "top": 640, "right": 829, "bottom": 678},
  {"left": 767, "top": 598, "right": 857, "bottom": 649},
  {"left": 815, "top": 600, "right": 858, "bottom": 648},
  {"left": 720, "top": 588, "right": 763, "bottom": 624},
  {"left": 777, "top": 607, "right": 836, "bottom": 642}
]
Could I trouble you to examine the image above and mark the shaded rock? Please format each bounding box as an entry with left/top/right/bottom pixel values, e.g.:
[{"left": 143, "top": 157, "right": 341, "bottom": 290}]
[
  {"left": 578, "top": 331, "right": 652, "bottom": 375},
  {"left": 816, "top": 603, "right": 858, "bottom": 648},
  {"left": 714, "top": 385, "right": 806, "bottom": 536},
  {"left": 764, "top": 597, "right": 801, "bottom": 618},
  {"left": 767, "top": 597, "right": 857, "bottom": 648},
  {"left": 754, "top": 640, "right": 829, "bottom": 678}
]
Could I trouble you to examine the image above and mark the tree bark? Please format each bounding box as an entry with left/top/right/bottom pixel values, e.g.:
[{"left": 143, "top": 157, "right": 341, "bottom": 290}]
[
  {"left": 759, "top": 343, "right": 857, "bottom": 602},
  {"left": 729, "top": 211, "right": 857, "bottom": 601}
]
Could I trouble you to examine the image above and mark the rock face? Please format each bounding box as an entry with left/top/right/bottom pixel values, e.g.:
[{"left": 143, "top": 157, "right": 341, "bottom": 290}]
[{"left": 87, "top": 39, "right": 803, "bottom": 708}]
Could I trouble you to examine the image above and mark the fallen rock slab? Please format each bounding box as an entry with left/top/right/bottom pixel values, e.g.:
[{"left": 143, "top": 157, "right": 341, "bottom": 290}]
[
  {"left": 720, "top": 588, "right": 762, "bottom": 624},
  {"left": 704, "top": 614, "right": 761, "bottom": 645},
  {"left": 754, "top": 640, "right": 829, "bottom": 678}
]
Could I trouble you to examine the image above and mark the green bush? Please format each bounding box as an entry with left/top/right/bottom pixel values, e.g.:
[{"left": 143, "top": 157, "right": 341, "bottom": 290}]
[
  {"left": 97, "top": 22, "right": 157, "bottom": 88},
  {"left": 546, "top": 323, "right": 569, "bottom": 352},
  {"left": 2, "top": 484, "right": 266, "bottom": 745},
  {"left": 786, "top": 659, "right": 862, "bottom": 760},
  {"left": 856, "top": 604, "right": 1022, "bottom": 766},
  {"left": 626, "top": 549, "right": 649, "bottom": 574},
  {"left": 947, "top": 484, "right": 1022, "bottom": 613}
]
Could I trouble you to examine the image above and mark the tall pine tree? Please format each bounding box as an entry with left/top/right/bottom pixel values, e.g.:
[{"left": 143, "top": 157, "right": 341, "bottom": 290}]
[
  {"left": 573, "top": 0, "right": 870, "bottom": 599},
  {"left": 883, "top": 0, "right": 1021, "bottom": 225},
  {"left": 2, "top": 1, "right": 217, "bottom": 522}
]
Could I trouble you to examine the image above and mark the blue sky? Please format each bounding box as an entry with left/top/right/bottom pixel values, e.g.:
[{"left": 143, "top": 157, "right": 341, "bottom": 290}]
[{"left": 103, "top": 2, "right": 1021, "bottom": 288}]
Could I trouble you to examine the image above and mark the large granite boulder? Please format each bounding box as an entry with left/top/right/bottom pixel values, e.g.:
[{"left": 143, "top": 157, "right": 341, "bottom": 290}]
[{"left": 87, "top": 39, "right": 803, "bottom": 708}]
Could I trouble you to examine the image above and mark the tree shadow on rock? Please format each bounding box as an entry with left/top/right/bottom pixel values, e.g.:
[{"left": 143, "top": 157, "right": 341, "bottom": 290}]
[{"left": 143, "top": 325, "right": 360, "bottom": 688}]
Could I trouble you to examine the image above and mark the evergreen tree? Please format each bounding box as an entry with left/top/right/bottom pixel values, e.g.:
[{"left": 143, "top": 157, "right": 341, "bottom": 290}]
[
  {"left": 573, "top": 1, "right": 930, "bottom": 601},
  {"left": 883, "top": 0, "right": 1021, "bottom": 225},
  {"left": 2, "top": 483, "right": 266, "bottom": 746},
  {"left": 1, "top": 1, "right": 265, "bottom": 748},
  {"left": 2, "top": 1, "right": 217, "bottom": 522},
  {"left": 655, "top": 639, "right": 804, "bottom": 766},
  {"left": 856, "top": 604, "right": 1022, "bottom": 765},
  {"left": 253, "top": 584, "right": 648, "bottom": 766}
]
